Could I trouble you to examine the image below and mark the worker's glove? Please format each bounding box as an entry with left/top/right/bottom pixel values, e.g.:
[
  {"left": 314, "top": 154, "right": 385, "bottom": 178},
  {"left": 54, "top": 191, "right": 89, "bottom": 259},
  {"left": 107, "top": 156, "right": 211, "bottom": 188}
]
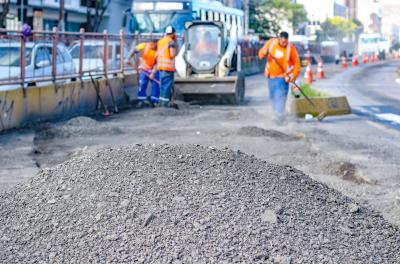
[{"left": 292, "top": 86, "right": 301, "bottom": 98}]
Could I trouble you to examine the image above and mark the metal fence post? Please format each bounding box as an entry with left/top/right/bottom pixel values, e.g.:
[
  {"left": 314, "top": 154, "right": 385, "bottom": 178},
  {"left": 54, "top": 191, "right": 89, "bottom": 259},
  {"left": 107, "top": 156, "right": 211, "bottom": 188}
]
[
  {"left": 20, "top": 31, "right": 26, "bottom": 96},
  {"left": 103, "top": 29, "right": 108, "bottom": 76},
  {"left": 79, "top": 28, "right": 85, "bottom": 78},
  {"left": 51, "top": 27, "right": 58, "bottom": 82},
  {"left": 119, "top": 29, "right": 124, "bottom": 74}
]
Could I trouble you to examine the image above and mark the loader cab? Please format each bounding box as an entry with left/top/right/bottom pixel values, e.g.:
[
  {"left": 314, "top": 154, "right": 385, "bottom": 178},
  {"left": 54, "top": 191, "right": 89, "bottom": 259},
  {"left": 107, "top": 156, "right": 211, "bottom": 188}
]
[{"left": 183, "top": 21, "right": 225, "bottom": 74}]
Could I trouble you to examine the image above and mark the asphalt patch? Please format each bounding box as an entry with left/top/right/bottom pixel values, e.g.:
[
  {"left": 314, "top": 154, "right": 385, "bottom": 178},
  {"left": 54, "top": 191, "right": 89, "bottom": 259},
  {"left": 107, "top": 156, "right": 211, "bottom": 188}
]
[
  {"left": 336, "top": 162, "right": 374, "bottom": 185},
  {"left": 237, "top": 126, "right": 301, "bottom": 141}
]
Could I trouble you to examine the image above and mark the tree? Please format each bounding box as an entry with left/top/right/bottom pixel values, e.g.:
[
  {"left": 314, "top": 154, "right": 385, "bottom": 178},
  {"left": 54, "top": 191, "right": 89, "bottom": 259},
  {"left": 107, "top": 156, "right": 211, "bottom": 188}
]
[
  {"left": 249, "top": 0, "right": 307, "bottom": 38},
  {"left": 83, "top": 0, "right": 110, "bottom": 32},
  {"left": 320, "top": 17, "right": 357, "bottom": 41},
  {"left": 0, "top": 0, "right": 10, "bottom": 29}
]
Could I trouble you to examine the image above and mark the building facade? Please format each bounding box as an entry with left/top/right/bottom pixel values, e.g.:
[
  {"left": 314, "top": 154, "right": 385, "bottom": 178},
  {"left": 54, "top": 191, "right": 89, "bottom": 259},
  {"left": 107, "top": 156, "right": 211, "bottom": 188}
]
[
  {"left": 1, "top": 0, "right": 89, "bottom": 31},
  {"left": 0, "top": 0, "right": 131, "bottom": 33}
]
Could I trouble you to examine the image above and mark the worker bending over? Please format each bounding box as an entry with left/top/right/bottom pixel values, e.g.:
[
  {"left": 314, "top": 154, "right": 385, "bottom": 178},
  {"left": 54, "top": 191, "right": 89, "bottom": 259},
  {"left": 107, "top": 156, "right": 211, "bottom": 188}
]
[
  {"left": 157, "top": 26, "right": 177, "bottom": 107},
  {"left": 130, "top": 39, "right": 159, "bottom": 108},
  {"left": 259, "top": 32, "right": 301, "bottom": 124}
]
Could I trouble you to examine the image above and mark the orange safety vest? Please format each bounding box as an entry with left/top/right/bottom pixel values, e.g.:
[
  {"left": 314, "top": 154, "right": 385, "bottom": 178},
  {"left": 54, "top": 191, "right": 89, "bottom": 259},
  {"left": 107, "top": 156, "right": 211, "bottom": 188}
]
[
  {"left": 259, "top": 38, "right": 295, "bottom": 78},
  {"left": 157, "top": 36, "right": 175, "bottom": 72},
  {"left": 195, "top": 41, "right": 218, "bottom": 54},
  {"left": 139, "top": 43, "right": 157, "bottom": 71}
]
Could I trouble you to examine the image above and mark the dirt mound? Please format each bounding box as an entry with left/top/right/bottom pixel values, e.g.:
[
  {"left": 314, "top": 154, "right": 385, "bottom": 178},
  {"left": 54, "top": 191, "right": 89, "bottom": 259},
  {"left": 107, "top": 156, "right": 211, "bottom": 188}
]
[
  {"left": 34, "top": 116, "right": 123, "bottom": 140},
  {"left": 0, "top": 145, "right": 399, "bottom": 263},
  {"left": 237, "top": 126, "right": 301, "bottom": 141},
  {"left": 336, "top": 162, "right": 374, "bottom": 184}
]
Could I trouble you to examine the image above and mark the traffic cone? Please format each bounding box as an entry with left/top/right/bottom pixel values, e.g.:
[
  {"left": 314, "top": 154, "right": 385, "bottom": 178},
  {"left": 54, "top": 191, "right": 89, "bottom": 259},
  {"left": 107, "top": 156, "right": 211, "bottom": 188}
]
[
  {"left": 351, "top": 55, "right": 358, "bottom": 67},
  {"left": 341, "top": 56, "right": 347, "bottom": 69},
  {"left": 304, "top": 62, "right": 313, "bottom": 84},
  {"left": 362, "top": 54, "right": 369, "bottom": 64},
  {"left": 316, "top": 61, "right": 325, "bottom": 79}
]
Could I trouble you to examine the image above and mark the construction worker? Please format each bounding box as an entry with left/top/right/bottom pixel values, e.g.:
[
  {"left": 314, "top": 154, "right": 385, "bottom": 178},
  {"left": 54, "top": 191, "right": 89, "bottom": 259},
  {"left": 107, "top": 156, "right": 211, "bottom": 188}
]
[
  {"left": 195, "top": 31, "right": 218, "bottom": 55},
  {"left": 259, "top": 31, "right": 301, "bottom": 124},
  {"left": 128, "top": 39, "right": 159, "bottom": 108},
  {"left": 157, "top": 26, "right": 177, "bottom": 107}
]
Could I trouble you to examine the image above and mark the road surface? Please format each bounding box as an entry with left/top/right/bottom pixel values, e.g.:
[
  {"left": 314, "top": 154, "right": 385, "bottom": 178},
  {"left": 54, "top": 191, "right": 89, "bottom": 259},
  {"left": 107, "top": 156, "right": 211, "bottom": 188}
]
[{"left": 0, "top": 61, "right": 399, "bottom": 227}]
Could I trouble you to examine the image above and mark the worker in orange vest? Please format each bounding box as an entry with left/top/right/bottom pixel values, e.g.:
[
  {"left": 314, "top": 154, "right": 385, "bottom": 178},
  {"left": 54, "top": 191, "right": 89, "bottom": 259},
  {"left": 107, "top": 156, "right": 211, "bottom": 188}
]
[
  {"left": 195, "top": 31, "right": 218, "bottom": 55},
  {"left": 259, "top": 31, "right": 301, "bottom": 124},
  {"left": 128, "top": 39, "right": 159, "bottom": 108},
  {"left": 157, "top": 26, "right": 177, "bottom": 107}
]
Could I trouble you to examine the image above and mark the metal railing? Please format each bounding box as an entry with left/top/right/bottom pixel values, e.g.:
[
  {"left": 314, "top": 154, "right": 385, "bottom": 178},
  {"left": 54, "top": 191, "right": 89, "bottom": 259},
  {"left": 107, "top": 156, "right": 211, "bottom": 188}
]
[
  {"left": 0, "top": 28, "right": 163, "bottom": 89},
  {"left": 0, "top": 28, "right": 265, "bottom": 90}
]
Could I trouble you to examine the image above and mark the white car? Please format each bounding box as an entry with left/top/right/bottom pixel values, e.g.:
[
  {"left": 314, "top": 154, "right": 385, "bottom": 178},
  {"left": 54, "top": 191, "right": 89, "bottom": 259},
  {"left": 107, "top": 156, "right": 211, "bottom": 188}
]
[
  {"left": 68, "top": 40, "right": 129, "bottom": 76},
  {"left": 0, "top": 41, "right": 76, "bottom": 91}
]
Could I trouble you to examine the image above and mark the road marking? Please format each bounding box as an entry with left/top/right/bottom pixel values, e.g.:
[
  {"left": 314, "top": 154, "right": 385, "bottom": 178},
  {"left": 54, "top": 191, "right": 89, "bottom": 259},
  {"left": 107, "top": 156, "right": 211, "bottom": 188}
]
[{"left": 376, "top": 113, "right": 400, "bottom": 124}]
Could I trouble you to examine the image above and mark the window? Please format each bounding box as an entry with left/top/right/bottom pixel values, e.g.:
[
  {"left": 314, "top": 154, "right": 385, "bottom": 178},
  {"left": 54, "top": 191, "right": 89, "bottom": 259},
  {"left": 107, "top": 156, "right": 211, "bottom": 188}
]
[
  {"left": 70, "top": 46, "right": 79, "bottom": 59},
  {"left": 220, "top": 13, "right": 225, "bottom": 23},
  {"left": 56, "top": 48, "right": 64, "bottom": 64},
  {"left": 201, "top": 9, "right": 206, "bottom": 21},
  {"left": 214, "top": 12, "right": 219, "bottom": 21},
  {"left": 0, "top": 47, "right": 32, "bottom": 67},
  {"left": 35, "top": 46, "right": 51, "bottom": 66},
  {"left": 226, "top": 15, "right": 231, "bottom": 26},
  {"left": 207, "top": 11, "right": 213, "bottom": 21}
]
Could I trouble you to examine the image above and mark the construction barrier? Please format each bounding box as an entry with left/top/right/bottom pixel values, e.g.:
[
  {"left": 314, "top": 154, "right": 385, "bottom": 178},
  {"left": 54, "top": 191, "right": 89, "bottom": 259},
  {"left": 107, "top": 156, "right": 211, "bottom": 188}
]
[{"left": 0, "top": 73, "right": 137, "bottom": 132}]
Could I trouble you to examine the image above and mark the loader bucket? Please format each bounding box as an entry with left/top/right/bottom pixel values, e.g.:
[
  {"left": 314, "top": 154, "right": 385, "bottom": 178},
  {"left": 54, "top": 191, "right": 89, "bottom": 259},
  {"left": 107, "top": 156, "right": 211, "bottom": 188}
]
[{"left": 174, "top": 75, "right": 245, "bottom": 105}]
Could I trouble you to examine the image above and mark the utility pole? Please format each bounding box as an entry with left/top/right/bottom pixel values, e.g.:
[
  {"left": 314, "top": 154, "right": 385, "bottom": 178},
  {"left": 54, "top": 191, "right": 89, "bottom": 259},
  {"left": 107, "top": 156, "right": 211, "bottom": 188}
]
[
  {"left": 20, "top": 0, "right": 23, "bottom": 25},
  {"left": 59, "top": 0, "right": 65, "bottom": 31},
  {"left": 243, "top": 0, "right": 249, "bottom": 35}
]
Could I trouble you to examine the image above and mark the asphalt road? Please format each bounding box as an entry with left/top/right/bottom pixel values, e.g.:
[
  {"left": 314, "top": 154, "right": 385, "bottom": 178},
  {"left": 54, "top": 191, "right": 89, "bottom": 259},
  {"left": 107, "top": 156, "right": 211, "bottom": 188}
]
[
  {"left": 0, "top": 61, "right": 399, "bottom": 227},
  {"left": 317, "top": 60, "right": 400, "bottom": 130}
]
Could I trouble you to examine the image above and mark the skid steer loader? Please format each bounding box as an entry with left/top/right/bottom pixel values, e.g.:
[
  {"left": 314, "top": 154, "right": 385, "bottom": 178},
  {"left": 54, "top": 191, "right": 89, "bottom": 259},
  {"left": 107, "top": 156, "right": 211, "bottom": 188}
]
[{"left": 174, "top": 21, "right": 245, "bottom": 104}]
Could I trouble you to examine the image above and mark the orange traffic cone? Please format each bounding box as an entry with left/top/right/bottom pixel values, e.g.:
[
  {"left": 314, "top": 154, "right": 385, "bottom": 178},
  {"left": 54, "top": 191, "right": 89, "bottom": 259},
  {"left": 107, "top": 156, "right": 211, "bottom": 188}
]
[
  {"left": 304, "top": 62, "right": 313, "bottom": 84},
  {"left": 341, "top": 56, "right": 347, "bottom": 69},
  {"left": 362, "top": 54, "right": 369, "bottom": 64},
  {"left": 351, "top": 55, "right": 359, "bottom": 67},
  {"left": 316, "top": 61, "right": 325, "bottom": 79}
]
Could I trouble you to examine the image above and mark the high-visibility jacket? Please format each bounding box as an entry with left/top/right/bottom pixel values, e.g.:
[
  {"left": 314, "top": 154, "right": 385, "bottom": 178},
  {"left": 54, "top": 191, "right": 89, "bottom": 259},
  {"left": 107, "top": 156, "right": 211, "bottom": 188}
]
[
  {"left": 195, "top": 41, "right": 218, "bottom": 54},
  {"left": 258, "top": 38, "right": 301, "bottom": 79},
  {"left": 157, "top": 36, "right": 176, "bottom": 72},
  {"left": 136, "top": 43, "right": 157, "bottom": 71}
]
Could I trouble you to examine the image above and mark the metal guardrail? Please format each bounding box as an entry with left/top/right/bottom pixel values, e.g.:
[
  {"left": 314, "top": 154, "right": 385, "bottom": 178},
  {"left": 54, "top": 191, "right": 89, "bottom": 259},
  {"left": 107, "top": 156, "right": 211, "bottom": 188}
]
[
  {"left": 0, "top": 28, "right": 164, "bottom": 89},
  {"left": 0, "top": 28, "right": 265, "bottom": 90}
]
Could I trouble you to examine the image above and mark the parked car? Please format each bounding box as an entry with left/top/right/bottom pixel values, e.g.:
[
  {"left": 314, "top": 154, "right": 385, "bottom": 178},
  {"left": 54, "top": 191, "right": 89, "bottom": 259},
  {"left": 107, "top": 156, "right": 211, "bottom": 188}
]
[
  {"left": 68, "top": 40, "right": 129, "bottom": 76},
  {"left": 0, "top": 41, "right": 76, "bottom": 91}
]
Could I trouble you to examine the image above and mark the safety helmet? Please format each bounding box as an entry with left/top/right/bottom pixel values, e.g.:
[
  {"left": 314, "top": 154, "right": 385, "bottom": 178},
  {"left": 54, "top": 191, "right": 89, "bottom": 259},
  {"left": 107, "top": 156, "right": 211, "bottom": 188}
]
[{"left": 165, "top": 26, "right": 176, "bottom": 34}]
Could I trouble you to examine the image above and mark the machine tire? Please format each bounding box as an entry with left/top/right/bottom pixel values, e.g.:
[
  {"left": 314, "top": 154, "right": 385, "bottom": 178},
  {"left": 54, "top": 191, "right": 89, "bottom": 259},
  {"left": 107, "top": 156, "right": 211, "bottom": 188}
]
[{"left": 231, "top": 74, "right": 245, "bottom": 105}]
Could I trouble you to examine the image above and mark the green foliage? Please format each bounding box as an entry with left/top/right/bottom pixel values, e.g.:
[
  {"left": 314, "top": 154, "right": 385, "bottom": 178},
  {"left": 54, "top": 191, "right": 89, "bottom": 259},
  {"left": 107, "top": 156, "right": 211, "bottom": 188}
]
[
  {"left": 320, "top": 17, "right": 357, "bottom": 41},
  {"left": 291, "top": 83, "right": 328, "bottom": 98},
  {"left": 249, "top": 0, "right": 307, "bottom": 37}
]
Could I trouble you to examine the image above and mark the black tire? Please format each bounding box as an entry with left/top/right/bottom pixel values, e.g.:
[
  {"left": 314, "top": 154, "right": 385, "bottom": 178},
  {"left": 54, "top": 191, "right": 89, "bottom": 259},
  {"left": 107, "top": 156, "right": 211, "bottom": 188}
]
[{"left": 230, "top": 74, "right": 245, "bottom": 105}]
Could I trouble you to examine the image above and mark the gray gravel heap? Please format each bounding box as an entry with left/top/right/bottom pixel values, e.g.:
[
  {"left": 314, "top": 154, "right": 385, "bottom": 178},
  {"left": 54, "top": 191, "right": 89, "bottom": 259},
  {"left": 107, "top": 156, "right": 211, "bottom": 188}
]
[
  {"left": 35, "top": 116, "right": 123, "bottom": 139},
  {"left": 0, "top": 144, "right": 399, "bottom": 263}
]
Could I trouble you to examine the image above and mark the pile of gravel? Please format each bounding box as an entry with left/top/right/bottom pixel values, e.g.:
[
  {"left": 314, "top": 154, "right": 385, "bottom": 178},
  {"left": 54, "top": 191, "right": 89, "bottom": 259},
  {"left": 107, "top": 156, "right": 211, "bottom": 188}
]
[
  {"left": 35, "top": 116, "right": 123, "bottom": 139},
  {"left": 1, "top": 144, "right": 399, "bottom": 263}
]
